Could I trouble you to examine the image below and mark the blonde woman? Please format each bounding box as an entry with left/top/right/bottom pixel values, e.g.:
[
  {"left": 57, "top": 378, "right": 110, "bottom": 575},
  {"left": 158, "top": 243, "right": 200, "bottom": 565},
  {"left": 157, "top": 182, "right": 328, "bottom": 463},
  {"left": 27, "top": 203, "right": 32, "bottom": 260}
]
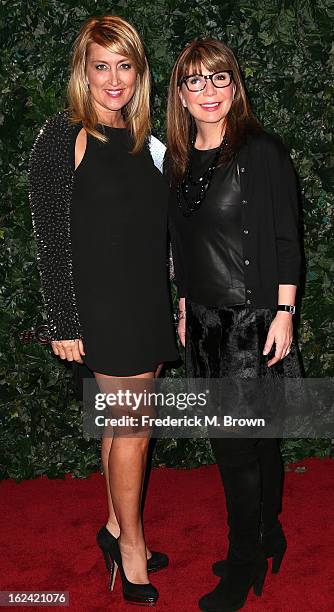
[{"left": 29, "top": 15, "right": 178, "bottom": 606}]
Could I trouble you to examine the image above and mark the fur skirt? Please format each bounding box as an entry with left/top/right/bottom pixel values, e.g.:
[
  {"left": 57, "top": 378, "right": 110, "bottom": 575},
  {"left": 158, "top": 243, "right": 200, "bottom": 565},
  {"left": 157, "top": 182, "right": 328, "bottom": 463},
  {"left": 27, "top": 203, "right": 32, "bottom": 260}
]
[{"left": 185, "top": 299, "right": 303, "bottom": 380}]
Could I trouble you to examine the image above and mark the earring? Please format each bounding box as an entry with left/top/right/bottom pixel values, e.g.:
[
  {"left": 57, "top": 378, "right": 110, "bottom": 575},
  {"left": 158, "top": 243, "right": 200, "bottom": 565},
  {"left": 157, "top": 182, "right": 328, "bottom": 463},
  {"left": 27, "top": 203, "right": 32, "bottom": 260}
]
[
  {"left": 232, "top": 87, "right": 236, "bottom": 100},
  {"left": 182, "top": 99, "right": 187, "bottom": 108}
]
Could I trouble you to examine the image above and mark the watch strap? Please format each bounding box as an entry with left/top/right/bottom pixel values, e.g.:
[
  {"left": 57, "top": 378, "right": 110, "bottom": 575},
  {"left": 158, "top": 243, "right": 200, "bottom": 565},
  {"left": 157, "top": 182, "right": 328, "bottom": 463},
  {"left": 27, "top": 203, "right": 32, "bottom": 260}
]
[{"left": 277, "top": 305, "right": 296, "bottom": 314}]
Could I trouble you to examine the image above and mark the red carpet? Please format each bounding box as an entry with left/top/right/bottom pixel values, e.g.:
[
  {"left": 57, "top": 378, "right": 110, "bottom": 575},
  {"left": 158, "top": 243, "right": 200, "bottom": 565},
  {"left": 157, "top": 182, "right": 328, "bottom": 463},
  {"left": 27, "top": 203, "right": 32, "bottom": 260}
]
[{"left": 1, "top": 457, "right": 334, "bottom": 611}]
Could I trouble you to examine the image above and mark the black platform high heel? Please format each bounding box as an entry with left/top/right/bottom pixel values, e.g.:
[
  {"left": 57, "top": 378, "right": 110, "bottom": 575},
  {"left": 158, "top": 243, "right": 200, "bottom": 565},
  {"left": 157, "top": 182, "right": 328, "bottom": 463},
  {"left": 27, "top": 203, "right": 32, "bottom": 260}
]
[
  {"left": 112, "top": 537, "right": 159, "bottom": 606},
  {"left": 97, "top": 525, "right": 169, "bottom": 578},
  {"left": 96, "top": 527, "right": 119, "bottom": 591},
  {"left": 212, "top": 520, "right": 287, "bottom": 578}
]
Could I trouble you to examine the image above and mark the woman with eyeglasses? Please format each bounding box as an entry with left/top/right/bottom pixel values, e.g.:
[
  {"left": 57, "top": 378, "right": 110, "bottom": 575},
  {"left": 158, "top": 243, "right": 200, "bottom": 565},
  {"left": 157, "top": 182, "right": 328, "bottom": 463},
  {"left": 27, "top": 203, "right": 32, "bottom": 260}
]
[{"left": 166, "top": 39, "right": 302, "bottom": 611}]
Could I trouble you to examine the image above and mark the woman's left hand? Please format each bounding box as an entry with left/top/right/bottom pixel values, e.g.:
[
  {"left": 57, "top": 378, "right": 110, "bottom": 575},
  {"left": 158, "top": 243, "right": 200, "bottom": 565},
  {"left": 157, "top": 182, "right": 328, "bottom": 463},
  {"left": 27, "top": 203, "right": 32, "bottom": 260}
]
[{"left": 263, "top": 312, "right": 293, "bottom": 367}]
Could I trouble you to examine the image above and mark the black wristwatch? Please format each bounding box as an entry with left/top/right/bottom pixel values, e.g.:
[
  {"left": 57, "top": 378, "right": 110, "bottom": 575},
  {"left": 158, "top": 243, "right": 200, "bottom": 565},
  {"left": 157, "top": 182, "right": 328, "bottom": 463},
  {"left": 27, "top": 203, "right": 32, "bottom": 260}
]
[{"left": 277, "top": 305, "right": 296, "bottom": 315}]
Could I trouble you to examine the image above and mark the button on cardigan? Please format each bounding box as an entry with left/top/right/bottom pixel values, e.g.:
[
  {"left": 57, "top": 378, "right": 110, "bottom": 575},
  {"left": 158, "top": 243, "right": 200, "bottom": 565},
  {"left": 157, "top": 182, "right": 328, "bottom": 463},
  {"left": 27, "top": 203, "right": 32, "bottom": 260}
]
[{"left": 169, "top": 129, "right": 302, "bottom": 310}]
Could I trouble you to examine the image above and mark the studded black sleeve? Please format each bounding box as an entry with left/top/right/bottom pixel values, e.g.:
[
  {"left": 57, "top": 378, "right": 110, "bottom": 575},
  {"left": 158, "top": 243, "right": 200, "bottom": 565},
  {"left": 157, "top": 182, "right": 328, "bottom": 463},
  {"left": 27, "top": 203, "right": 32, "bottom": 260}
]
[{"left": 28, "top": 112, "right": 83, "bottom": 341}]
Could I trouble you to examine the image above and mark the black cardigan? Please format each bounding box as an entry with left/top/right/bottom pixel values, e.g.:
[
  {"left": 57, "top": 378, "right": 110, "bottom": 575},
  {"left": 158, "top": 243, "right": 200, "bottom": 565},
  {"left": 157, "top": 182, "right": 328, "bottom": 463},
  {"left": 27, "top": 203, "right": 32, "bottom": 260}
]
[{"left": 169, "top": 130, "right": 302, "bottom": 309}]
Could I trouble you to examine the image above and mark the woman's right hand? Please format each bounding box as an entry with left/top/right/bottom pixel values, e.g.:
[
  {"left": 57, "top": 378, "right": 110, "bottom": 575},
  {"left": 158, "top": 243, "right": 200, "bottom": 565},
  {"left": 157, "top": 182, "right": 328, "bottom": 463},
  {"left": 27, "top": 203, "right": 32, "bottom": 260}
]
[{"left": 51, "top": 339, "right": 85, "bottom": 363}]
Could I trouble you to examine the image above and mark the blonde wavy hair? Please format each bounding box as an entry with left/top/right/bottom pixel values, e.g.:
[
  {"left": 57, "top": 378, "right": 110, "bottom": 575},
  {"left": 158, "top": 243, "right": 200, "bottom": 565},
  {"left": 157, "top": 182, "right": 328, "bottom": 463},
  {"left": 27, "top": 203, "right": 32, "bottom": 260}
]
[
  {"left": 166, "top": 38, "right": 260, "bottom": 181},
  {"left": 68, "top": 15, "right": 151, "bottom": 152}
]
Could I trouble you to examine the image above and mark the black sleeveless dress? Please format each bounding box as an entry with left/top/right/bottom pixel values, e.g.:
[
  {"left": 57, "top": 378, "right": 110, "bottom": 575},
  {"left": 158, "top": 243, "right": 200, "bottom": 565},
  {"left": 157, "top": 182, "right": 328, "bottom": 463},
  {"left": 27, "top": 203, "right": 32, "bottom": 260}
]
[{"left": 70, "top": 126, "right": 178, "bottom": 376}]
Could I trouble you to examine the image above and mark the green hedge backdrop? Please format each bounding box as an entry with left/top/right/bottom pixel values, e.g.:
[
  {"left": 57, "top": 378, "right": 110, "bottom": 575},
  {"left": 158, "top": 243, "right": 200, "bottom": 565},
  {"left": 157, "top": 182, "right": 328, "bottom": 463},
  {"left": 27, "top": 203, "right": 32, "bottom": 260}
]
[{"left": 1, "top": 0, "right": 333, "bottom": 480}]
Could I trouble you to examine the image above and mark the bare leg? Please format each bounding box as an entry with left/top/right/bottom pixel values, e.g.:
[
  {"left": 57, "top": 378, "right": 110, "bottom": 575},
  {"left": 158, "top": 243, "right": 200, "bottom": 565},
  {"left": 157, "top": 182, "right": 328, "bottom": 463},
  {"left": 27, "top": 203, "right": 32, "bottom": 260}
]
[
  {"left": 101, "top": 435, "right": 153, "bottom": 557},
  {"left": 101, "top": 435, "right": 120, "bottom": 537},
  {"left": 95, "top": 371, "right": 154, "bottom": 583},
  {"left": 109, "top": 435, "right": 150, "bottom": 582}
]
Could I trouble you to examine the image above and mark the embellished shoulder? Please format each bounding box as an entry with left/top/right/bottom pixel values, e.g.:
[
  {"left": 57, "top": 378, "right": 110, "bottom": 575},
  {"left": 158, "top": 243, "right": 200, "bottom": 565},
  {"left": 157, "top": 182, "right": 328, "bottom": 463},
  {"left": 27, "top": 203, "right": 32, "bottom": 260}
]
[
  {"left": 30, "top": 110, "right": 80, "bottom": 167},
  {"left": 31, "top": 110, "right": 73, "bottom": 142}
]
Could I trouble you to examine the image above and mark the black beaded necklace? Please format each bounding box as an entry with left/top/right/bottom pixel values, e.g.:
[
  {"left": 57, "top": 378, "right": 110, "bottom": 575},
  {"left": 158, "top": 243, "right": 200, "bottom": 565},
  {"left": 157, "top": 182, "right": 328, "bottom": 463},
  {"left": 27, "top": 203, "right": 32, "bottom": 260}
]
[{"left": 177, "top": 133, "right": 229, "bottom": 217}]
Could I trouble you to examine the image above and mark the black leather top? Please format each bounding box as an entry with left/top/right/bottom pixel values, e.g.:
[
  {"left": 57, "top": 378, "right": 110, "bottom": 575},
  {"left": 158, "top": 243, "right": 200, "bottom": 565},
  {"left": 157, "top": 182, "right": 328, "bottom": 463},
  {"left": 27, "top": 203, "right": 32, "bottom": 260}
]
[{"left": 170, "top": 146, "right": 246, "bottom": 307}]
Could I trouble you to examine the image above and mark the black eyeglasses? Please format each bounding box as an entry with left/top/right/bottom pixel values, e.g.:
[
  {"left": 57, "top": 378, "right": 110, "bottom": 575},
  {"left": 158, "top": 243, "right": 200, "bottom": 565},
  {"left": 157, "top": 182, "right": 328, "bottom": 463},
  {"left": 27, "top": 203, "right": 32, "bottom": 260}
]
[{"left": 179, "top": 70, "right": 233, "bottom": 92}]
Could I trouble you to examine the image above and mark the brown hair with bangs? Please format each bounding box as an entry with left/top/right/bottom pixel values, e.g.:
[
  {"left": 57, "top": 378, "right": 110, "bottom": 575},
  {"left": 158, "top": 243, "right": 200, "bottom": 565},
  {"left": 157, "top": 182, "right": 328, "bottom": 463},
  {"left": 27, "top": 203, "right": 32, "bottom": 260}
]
[
  {"left": 166, "top": 38, "right": 261, "bottom": 181},
  {"left": 68, "top": 15, "right": 151, "bottom": 152}
]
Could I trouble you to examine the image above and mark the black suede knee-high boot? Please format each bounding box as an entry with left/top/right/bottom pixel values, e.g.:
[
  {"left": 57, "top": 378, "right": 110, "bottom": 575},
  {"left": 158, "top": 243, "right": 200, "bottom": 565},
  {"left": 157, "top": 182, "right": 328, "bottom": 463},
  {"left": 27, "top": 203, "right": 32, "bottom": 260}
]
[
  {"left": 210, "top": 438, "right": 262, "bottom": 561},
  {"left": 255, "top": 438, "right": 287, "bottom": 573},
  {"left": 199, "top": 440, "right": 267, "bottom": 611},
  {"left": 212, "top": 438, "right": 287, "bottom": 581},
  {"left": 255, "top": 438, "right": 284, "bottom": 531}
]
